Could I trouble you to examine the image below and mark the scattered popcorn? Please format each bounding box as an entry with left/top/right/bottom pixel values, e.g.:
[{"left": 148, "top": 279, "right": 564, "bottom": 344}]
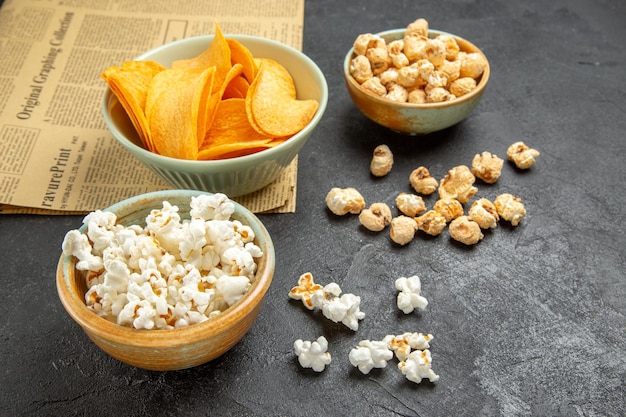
[
  {"left": 370, "top": 144, "right": 394, "bottom": 177},
  {"left": 325, "top": 187, "right": 366, "bottom": 215},
  {"left": 349, "top": 339, "right": 394, "bottom": 374},
  {"left": 396, "top": 192, "right": 427, "bottom": 217},
  {"left": 349, "top": 18, "right": 486, "bottom": 104},
  {"left": 409, "top": 166, "right": 438, "bottom": 195},
  {"left": 289, "top": 272, "right": 325, "bottom": 310},
  {"left": 395, "top": 275, "right": 428, "bottom": 314},
  {"left": 432, "top": 198, "right": 464, "bottom": 223},
  {"left": 384, "top": 332, "right": 433, "bottom": 361},
  {"left": 398, "top": 348, "right": 439, "bottom": 383},
  {"left": 507, "top": 141, "right": 540, "bottom": 169},
  {"left": 313, "top": 283, "right": 366, "bottom": 331},
  {"left": 62, "top": 194, "right": 262, "bottom": 330},
  {"left": 289, "top": 273, "right": 365, "bottom": 331},
  {"left": 438, "top": 165, "right": 478, "bottom": 203},
  {"left": 359, "top": 202, "right": 392, "bottom": 232},
  {"left": 415, "top": 210, "right": 447, "bottom": 236},
  {"left": 449, "top": 215, "right": 484, "bottom": 245},
  {"left": 390, "top": 215, "right": 418, "bottom": 245},
  {"left": 471, "top": 151, "right": 504, "bottom": 184},
  {"left": 494, "top": 193, "right": 526, "bottom": 226},
  {"left": 294, "top": 336, "right": 332, "bottom": 372},
  {"left": 468, "top": 198, "right": 499, "bottom": 229}
]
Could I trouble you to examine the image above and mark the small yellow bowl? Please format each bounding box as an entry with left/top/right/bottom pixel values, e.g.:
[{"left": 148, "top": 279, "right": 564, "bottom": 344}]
[
  {"left": 56, "top": 190, "right": 275, "bottom": 371},
  {"left": 344, "top": 28, "right": 490, "bottom": 135}
]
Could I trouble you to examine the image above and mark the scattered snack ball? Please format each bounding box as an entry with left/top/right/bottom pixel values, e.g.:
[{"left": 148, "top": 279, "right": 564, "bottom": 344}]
[
  {"left": 507, "top": 141, "right": 540, "bottom": 169},
  {"left": 359, "top": 202, "right": 392, "bottom": 232},
  {"left": 494, "top": 193, "right": 526, "bottom": 226},
  {"left": 325, "top": 187, "right": 366, "bottom": 215},
  {"left": 409, "top": 166, "right": 438, "bottom": 195},
  {"left": 438, "top": 165, "right": 477, "bottom": 204},
  {"left": 102, "top": 21, "right": 318, "bottom": 160},
  {"left": 390, "top": 215, "right": 418, "bottom": 245},
  {"left": 370, "top": 144, "right": 394, "bottom": 176},
  {"left": 471, "top": 151, "right": 504, "bottom": 184},
  {"left": 349, "top": 17, "right": 487, "bottom": 104},
  {"left": 448, "top": 215, "right": 484, "bottom": 245}
]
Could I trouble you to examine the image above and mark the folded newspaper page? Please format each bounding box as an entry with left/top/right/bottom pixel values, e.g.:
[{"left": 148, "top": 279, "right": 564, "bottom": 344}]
[{"left": 0, "top": 0, "right": 304, "bottom": 214}]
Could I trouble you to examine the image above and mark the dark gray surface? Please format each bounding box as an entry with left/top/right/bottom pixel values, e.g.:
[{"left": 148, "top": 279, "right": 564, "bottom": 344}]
[{"left": 1, "top": 0, "right": 625, "bottom": 416}]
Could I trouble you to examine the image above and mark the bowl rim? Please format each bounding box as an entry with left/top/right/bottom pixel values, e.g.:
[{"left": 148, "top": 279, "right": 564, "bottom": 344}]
[
  {"left": 343, "top": 28, "right": 490, "bottom": 109},
  {"left": 103, "top": 34, "right": 328, "bottom": 166},
  {"left": 56, "top": 189, "right": 275, "bottom": 348}
]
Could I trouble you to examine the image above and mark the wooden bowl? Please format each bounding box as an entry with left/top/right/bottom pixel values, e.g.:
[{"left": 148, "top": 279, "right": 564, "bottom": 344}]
[
  {"left": 344, "top": 29, "right": 490, "bottom": 135},
  {"left": 56, "top": 190, "right": 275, "bottom": 371}
]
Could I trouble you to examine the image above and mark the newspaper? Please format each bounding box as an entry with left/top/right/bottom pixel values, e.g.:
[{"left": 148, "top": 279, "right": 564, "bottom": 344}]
[{"left": 0, "top": 0, "right": 304, "bottom": 215}]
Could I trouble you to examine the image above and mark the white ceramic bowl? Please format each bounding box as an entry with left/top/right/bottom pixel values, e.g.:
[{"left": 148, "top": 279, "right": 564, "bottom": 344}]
[
  {"left": 103, "top": 35, "right": 328, "bottom": 197},
  {"left": 344, "top": 29, "right": 489, "bottom": 135},
  {"left": 56, "top": 190, "right": 275, "bottom": 371}
]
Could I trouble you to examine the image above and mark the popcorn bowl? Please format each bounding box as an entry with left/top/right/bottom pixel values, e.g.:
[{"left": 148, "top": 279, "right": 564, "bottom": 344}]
[
  {"left": 56, "top": 189, "right": 275, "bottom": 371},
  {"left": 103, "top": 34, "right": 328, "bottom": 197},
  {"left": 343, "top": 28, "right": 489, "bottom": 135}
]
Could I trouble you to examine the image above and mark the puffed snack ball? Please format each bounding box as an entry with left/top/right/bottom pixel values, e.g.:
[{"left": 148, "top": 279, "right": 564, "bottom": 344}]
[
  {"left": 507, "top": 141, "right": 540, "bottom": 169},
  {"left": 395, "top": 192, "right": 427, "bottom": 217},
  {"left": 471, "top": 151, "right": 504, "bottom": 184},
  {"left": 326, "top": 187, "right": 366, "bottom": 215},
  {"left": 409, "top": 166, "right": 438, "bottom": 195},
  {"left": 359, "top": 202, "right": 392, "bottom": 232},
  {"left": 468, "top": 198, "right": 499, "bottom": 229},
  {"left": 438, "top": 165, "right": 477, "bottom": 204},
  {"left": 494, "top": 193, "right": 526, "bottom": 226},
  {"left": 448, "top": 215, "right": 484, "bottom": 245},
  {"left": 432, "top": 198, "right": 464, "bottom": 223},
  {"left": 390, "top": 215, "right": 418, "bottom": 245},
  {"left": 415, "top": 210, "right": 448, "bottom": 236},
  {"left": 370, "top": 144, "right": 394, "bottom": 177}
]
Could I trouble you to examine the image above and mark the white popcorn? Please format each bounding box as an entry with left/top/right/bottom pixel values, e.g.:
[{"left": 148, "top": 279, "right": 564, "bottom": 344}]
[
  {"left": 349, "top": 340, "right": 394, "bottom": 374},
  {"left": 190, "top": 193, "right": 235, "bottom": 221},
  {"left": 294, "top": 336, "right": 332, "bottom": 372},
  {"left": 83, "top": 210, "right": 118, "bottom": 253},
  {"left": 384, "top": 332, "right": 433, "bottom": 361},
  {"left": 395, "top": 275, "right": 428, "bottom": 314},
  {"left": 398, "top": 349, "right": 439, "bottom": 383},
  {"left": 215, "top": 275, "right": 251, "bottom": 306},
  {"left": 61, "top": 229, "right": 103, "bottom": 271},
  {"left": 289, "top": 273, "right": 365, "bottom": 331},
  {"left": 61, "top": 194, "right": 263, "bottom": 330},
  {"left": 310, "top": 283, "right": 365, "bottom": 331}
]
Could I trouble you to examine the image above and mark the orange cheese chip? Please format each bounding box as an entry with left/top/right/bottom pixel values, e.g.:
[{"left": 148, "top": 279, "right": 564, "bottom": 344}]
[
  {"left": 227, "top": 38, "right": 257, "bottom": 83},
  {"left": 199, "top": 98, "right": 277, "bottom": 160},
  {"left": 146, "top": 67, "right": 214, "bottom": 159},
  {"left": 101, "top": 21, "right": 318, "bottom": 164},
  {"left": 246, "top": 58, "right": 319, "bottom": 137},
  {"left": 101, "top": 60, "right": 165, "bottom": 152}
]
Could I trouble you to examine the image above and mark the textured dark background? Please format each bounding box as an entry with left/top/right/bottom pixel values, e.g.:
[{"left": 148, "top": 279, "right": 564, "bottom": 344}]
[{"left": 1, "top": 0, "right": 625, "bottom": 416}]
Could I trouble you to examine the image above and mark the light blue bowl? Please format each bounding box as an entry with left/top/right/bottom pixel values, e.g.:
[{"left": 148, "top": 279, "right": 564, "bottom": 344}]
[{"left": 103, "top": 35, "right": 328, "bottom": 197}]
